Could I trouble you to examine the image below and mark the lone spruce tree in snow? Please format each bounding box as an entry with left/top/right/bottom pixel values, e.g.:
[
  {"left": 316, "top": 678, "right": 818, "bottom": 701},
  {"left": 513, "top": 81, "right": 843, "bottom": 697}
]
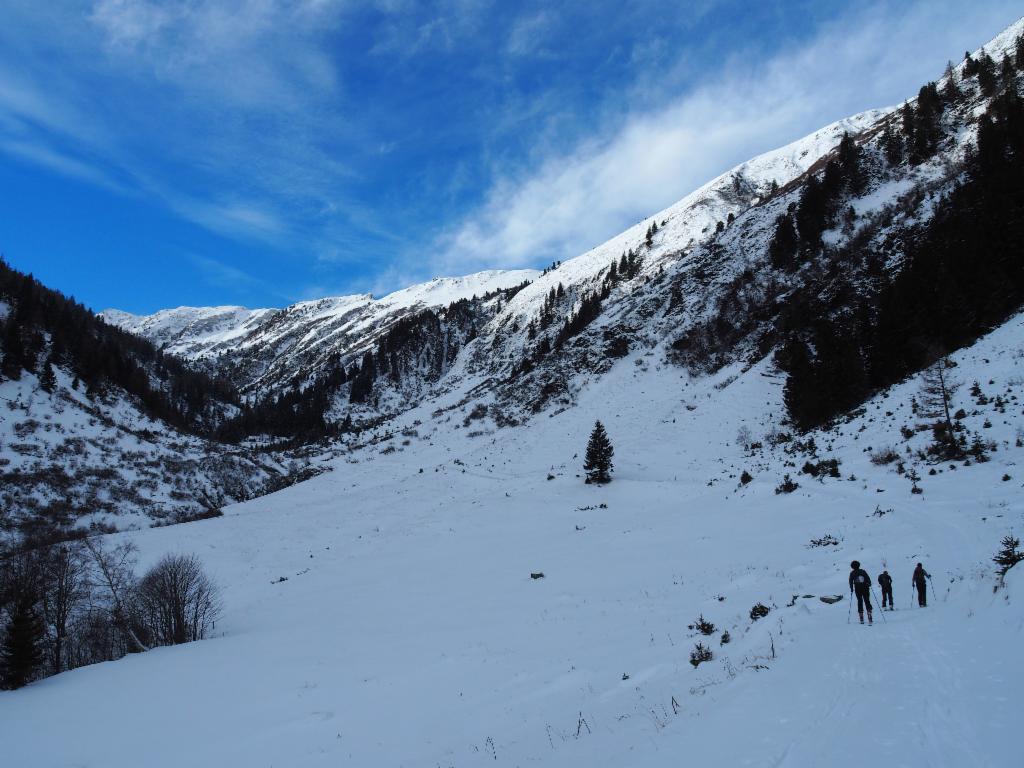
[
  {"left": 994, "top": 534, "right": 1023, "bottom": 578},
  {"left": 584, "top": 420, "right": 614, "bottom": 484},
  {"left": 918, "top": 357, "right": 960, "bottom": 458},
  {"left": 0, "top": 599, "right": 45, "bottom": 689}
]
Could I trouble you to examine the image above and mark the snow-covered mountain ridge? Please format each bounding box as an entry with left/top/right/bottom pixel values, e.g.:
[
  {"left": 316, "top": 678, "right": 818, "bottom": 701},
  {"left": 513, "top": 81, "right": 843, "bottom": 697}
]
[{"left": 101, "top": 269, "right": 538, "bottom": 394}]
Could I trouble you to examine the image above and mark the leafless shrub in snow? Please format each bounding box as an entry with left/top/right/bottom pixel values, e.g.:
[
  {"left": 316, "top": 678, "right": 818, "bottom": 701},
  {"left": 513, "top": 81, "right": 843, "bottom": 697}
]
[
  {"left": 870, "top": 446, "right": 900, "bottom": 465},
  {"left": 135, "top": 553, "right": 221, "bottom": 646}
]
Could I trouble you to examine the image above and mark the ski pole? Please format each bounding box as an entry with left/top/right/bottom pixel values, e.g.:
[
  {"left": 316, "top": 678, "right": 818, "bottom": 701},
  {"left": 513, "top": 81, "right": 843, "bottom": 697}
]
[
  {"left": 847, "top": 590, "right": 853, "bottom": 624},
  {"left": 870, "top": 586, "right": 887, "bottom": 623}
]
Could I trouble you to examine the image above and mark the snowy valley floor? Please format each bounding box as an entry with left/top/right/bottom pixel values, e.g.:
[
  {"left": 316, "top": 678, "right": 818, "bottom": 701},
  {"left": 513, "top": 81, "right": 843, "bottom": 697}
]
[{"left": 3, "top": 318, "right": 1024, "bottom": 767}]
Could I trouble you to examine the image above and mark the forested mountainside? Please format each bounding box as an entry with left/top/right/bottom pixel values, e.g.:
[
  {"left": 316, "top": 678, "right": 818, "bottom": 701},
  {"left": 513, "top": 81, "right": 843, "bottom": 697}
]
[
  {"left": 0, "top": 259, "right": 238, "bottom": 435},
  {"left": 0, "top": 260, "right": 319, "bottom": 547}
]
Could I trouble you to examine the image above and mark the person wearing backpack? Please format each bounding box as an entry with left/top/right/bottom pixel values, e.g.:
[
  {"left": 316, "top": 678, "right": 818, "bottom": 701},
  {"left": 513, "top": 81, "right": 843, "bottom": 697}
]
[
  {"left": 912, "top": 563, "right": 931, "bottom": 607},
  {"left": 878, "top": 569, "right": 894, "bottom": 611},
  {"left": 849, "top": 561, "right": 873, "bottom": 624}
]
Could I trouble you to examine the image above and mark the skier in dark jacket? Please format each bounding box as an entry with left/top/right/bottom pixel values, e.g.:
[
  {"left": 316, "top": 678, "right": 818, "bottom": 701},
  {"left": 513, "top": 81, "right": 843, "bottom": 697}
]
[
  {"left": 912, "top": 563, "right": 931, "bottom": 607},
  {"left": 878, "top": 570, "right": 894, "bottom": 610},
  {"left": 849, "top": 561, "right": 873, "bottom": 624}
]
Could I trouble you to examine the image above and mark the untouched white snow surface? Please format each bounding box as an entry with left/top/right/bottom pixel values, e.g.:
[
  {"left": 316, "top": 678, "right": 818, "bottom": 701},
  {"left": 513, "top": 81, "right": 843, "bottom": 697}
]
[{"left": 3, "top": 313, "right": 1022, "bottom": 767}]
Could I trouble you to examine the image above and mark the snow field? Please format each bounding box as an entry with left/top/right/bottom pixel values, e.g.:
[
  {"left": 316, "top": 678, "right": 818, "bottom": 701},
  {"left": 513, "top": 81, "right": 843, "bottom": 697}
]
[{"left": 2, "top": 315, "right": 1022, "bottom": 767}]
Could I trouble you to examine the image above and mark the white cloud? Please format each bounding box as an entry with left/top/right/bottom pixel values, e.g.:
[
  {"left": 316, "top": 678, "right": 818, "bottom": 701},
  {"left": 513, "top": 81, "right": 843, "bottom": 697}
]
[
  {"left": 0, "top": 0, "right": 361, "bottom": 248},
  {"left": 168, "top": 196, "right": 289, "bottom": 243},
  {"left": 187, "top": 253, "right": 284, "bottom": 299},
  {"left": 87, "top": 0, "right": 348, "bottom": 110},
  {"left": 434, "top": 0, "right": 1023, "bottom": 274},
  {"left": 506, "top": 11, "right": 552, "bottom": 57},
  {"left": 0, "top": 138, "right": 127, "bottom": 193}
]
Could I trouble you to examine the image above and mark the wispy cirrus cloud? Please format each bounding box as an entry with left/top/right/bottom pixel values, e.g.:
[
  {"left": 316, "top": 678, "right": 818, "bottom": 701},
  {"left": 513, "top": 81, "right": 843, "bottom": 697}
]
[
  {"left": 506, "top": 11, "right": 554, "bottom": 57},
  {"left": 0, "top": 0, "right": 358, "bottom": 250},
  {"left": 0, "top": 138, "right": 127, "bottom": 193},
  {"left": 186, "top": 252, "right": 290, "bottom": 303},
  {"left": 88, "top": 0, "right": 346, "bottom": 108}
]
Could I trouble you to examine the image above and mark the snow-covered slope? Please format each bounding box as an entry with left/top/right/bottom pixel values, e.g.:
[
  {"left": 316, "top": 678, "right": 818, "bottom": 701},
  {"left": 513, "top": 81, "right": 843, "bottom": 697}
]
[
  {"left": 4, "top": 308, "right": 1022, "bottom": 767},
  {"left": 100, "top": 305, "right": 277, "bottom": 353},
  {"left": 0, "top": 365, "right": 314, "bottom": 537}
]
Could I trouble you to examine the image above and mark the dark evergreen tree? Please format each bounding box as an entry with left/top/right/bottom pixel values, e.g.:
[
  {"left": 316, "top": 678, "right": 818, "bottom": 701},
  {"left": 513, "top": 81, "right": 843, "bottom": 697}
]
[
  {"left": 583, "top": 420, "right": 614, "bottom": 484},
  {"left": 962, "top": 51, "right": 977, "bottom": 77},
  {"left": 901, "top": 101, "right": 916, "bottom": 140},
  {"left": 38, "top": 359, "right": 56, "bottom": 393},
  {"left": 999, "top": 54, "right": 1015, "bottom": 89},
  {"left": 941, "top": 63, "right": 961, "bottom": 103},
  {"left": 837, "top": 132, "right": 866, "bottom": 195},
  {"left": 555, "top": 291, "right": 604, "bottom": 347},
  {"left": 1, "top": 319, "right": 24, "bottom": 380},
  {"left": 795, "top": 175, "right": 827, "bottom": 251},
  {"left": 993, "top": 534, "right": 1023, "bottom": 577},
  {"left": 768, "top": 214, "right": 799, "bottom": 271},
  {"left": 348, "top": 351, "right": 377, "bottom": 404},
  {"left": 911, "top": 83, "right": 943, "bottom": 163},
  {"left": 975, "top": 53, "right": 997, "bottom": 96},
  {"left": 0, "top": 599, "right": 45, "bottom": 690},
  {"left": 881, "top": 121, "right": 903, "bottom": 165}
]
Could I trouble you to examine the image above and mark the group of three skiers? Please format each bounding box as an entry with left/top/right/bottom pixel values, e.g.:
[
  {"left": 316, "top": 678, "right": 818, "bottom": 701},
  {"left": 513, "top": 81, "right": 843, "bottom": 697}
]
[{"left": 848, "top": 561, "right": 931, "bottom": 624}]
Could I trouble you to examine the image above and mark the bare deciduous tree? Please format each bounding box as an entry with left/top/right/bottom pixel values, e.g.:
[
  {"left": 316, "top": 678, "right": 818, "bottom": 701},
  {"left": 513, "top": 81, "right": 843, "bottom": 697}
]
[
  {"left": 736, "top": 425, "right": 753, "bottom": 452},
  {"left": 136, "top": 554, "right": 221, "bottom": 645},
  {"left": 39, "top": 543, "right": 89, "bottom": 675},
  {"left": 83, "top": 539, "right": 149, "bottom": 653}
]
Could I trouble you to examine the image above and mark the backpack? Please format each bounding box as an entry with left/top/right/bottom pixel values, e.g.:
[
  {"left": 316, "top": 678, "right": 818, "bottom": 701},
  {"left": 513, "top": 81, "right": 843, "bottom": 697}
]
[{"left": 855, "top": 571, "right": 867, "bottom": 585}]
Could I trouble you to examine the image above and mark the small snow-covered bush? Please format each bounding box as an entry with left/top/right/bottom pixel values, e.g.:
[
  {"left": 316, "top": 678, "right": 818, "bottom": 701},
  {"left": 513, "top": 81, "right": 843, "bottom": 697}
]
[
  {"left": 750, "top": 603, "right": 770, "bottom": 621},
  {"left": 808, "top": 534, "right": 840, "bottom": 548},
  {"left": 870, "top": 446, "right": 900, "bottom": 465},
  {"left": 689, "top": 643, "right": 713, "bottom": 668},
  {"left": 774, "top": 474, "right": 799, "bottom": 494},
  {"left": 801, "top": 458, "right": 841, "bottom": 479},
  {"left": 691, "top": 614, "right": 716, "bottom": 636}
]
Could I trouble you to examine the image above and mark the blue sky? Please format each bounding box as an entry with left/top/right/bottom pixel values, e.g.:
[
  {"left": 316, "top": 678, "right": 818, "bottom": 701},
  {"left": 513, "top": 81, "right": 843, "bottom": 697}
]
[{"left": 1, "top": 0, "right": 1020, "bottom": 313}]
